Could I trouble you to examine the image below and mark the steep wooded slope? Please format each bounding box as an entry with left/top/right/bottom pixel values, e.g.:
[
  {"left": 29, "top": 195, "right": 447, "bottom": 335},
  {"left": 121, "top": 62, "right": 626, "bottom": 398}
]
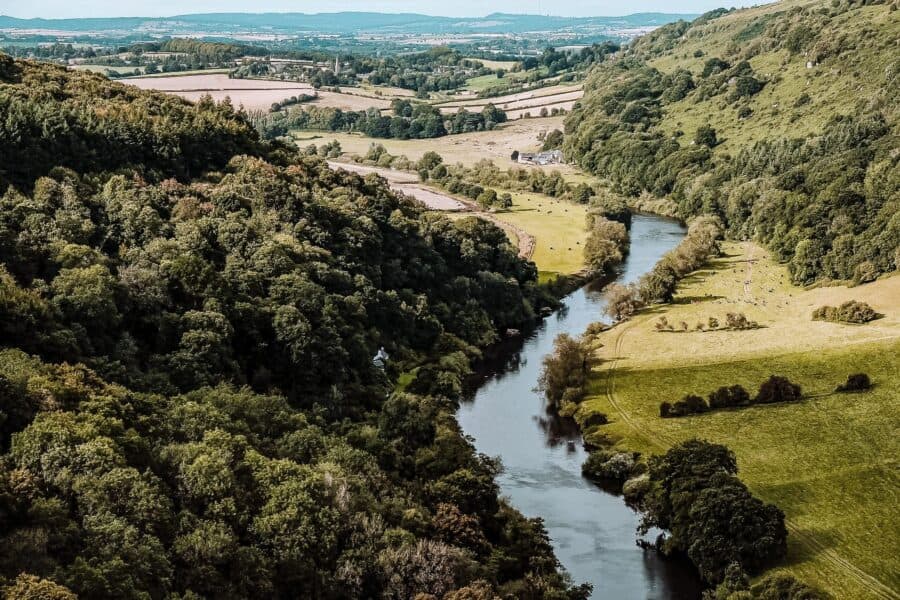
[{"left": 565, "top": 0, "right": 899, "bottom": 285}]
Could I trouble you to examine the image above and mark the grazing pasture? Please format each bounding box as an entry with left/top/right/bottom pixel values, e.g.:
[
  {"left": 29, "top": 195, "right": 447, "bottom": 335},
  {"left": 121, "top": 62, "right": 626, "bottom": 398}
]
[{"left": 579, "top": 242, "right": 900, "bottom": 600}]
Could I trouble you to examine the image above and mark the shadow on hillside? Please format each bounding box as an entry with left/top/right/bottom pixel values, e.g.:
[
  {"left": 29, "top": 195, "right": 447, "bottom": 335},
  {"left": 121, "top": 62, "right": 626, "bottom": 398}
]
[{"left": 671, "top": 294, "right": 726, "bottom": 305}]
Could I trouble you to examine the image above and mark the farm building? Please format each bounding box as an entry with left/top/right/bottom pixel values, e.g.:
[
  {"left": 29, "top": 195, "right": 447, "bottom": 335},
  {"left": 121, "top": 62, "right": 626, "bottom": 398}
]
[{"left": 517, "top": 150, "right": 563, "bottom": 166}]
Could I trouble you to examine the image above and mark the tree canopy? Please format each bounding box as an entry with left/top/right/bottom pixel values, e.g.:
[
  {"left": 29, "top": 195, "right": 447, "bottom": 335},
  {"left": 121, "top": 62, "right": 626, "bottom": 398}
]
[{"left": 0, "top": 53, "right": 584, "bottom": 599}]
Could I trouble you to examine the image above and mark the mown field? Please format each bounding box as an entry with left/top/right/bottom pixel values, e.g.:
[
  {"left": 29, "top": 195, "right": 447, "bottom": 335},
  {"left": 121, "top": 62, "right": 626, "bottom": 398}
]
[
  {"left": 578, "top": 242, "right": 900, "bottom": 600},
  {"left": 125, "top": 73, "right": 316, "bottom": 110}
]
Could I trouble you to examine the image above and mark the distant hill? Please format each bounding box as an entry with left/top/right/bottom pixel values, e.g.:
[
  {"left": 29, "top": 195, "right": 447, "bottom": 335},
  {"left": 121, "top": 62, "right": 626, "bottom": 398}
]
[
  {"left": 0, "top": 11, "right": 697, "bottom": 35},
  {"left": 565, "top": 0, "right": 899, "bottom": 285}
]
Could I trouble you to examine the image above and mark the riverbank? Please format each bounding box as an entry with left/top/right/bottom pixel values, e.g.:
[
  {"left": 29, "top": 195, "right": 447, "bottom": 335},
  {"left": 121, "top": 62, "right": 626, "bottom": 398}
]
[
  {"left": 458, "top": 214, "right": 705, "bottom": 598},
  {"left": 575, "top": 241, "right": 900, "bottom": 599}
]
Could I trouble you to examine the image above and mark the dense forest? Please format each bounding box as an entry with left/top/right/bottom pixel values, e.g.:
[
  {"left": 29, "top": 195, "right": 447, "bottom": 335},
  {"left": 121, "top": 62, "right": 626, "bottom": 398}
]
[
  {"left": 564, "top": 0, "right": 899, "bottom": 285},
  {"left": 0, "top": 55, "right": 590, "bottom": 598}
]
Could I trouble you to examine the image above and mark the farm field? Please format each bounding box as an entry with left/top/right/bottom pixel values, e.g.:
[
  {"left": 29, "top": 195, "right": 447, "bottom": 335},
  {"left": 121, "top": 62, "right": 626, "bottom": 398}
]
[
  {"left": 578, "top": 241, "right": 900, "bottom": 600},
  {"left": 504, "top": 100, "right": 579, "bottom": 120},
  {"left": 466, "top": 57, "right": 518, "bottom": 70},
  {"left": 434, "top": 83, "right": 583, "bottom": 110},
  {"left": 492, "top": 189, "right": 588, "bottom": 276},
  {"left": 355, "top": 83, "right": 416, "bottom": 98},
  {"left": 310, "top": 90, "right": 393, "bottom": 111},
  {"left": 463, "top": 74, "right": 505, "bottom": 91},
  {"left": 293, "top": 117, "right": 578, "bottom": 171},
  {"left": 125, "top": 73, "right": 316, "bottom": 110}
]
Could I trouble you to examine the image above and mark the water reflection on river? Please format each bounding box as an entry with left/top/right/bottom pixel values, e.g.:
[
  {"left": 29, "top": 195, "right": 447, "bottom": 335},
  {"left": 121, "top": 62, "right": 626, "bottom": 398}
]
[{"left": 457, "top": 214, "right": 703, "bottom": 599}]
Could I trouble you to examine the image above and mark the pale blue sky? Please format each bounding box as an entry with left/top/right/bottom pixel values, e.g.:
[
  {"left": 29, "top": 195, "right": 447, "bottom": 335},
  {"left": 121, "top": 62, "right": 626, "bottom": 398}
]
[{"left": 4, "top": 1, "right": 763, "bottom": 19}]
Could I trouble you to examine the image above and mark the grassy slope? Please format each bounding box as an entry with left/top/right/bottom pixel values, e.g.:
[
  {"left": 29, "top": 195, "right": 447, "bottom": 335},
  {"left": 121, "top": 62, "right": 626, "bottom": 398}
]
[
  {"left": 577, "top": 242, "right": 900, "bottom": 599},
  {"left": 646, "top": 1, "right": 899, "bottom": 153}
]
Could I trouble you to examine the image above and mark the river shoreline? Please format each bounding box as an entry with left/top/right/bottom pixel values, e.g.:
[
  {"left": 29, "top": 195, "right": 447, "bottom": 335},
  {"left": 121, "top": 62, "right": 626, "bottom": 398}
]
[{"left": 457, "top": 214, "right": 704, "bottom": 599}]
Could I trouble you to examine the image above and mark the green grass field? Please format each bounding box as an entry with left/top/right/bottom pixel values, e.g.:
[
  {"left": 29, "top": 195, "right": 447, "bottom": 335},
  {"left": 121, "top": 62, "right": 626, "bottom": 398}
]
[
  {"left": 490, "top": 190, "right": 587, "bottom": 276},
  {"left": 577, "top": 243, "right": 900, "bottom": 599},
  {"left": 464, "top": 74, "right": 505, "bottom": 91},
  {"left": 466, "top": 58, "right": 519, "bottom": 70}
]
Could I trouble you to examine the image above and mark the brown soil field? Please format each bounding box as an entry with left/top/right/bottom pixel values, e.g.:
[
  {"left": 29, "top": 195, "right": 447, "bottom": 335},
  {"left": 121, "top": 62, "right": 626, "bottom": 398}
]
[
  {"left": 125, "top": 74, "right": 315, "bottom": 111},
  {"left": 310, "top": 91, "right": 393, "bottom": 111}
]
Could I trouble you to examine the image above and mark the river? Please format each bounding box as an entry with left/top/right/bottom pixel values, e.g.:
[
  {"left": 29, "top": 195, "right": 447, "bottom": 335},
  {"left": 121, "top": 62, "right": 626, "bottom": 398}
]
[{"left": 457, "top": 213, "right": 703, "bottom": 599}]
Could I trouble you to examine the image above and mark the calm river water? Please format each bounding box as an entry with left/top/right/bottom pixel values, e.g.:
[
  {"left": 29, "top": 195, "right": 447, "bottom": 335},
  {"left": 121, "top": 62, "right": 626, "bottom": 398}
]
[{"left": 457, "top": 214, "right": 703, "bottom": 599}]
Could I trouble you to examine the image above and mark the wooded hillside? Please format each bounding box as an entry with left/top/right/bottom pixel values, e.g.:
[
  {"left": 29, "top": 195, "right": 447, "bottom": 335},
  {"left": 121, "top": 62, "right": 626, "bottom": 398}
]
[
  {"left": 0, "top": 54, "right": 585, "bottom": 599},
  {"left": 564, "top": 0, "right": 899, "bottom": 285}
]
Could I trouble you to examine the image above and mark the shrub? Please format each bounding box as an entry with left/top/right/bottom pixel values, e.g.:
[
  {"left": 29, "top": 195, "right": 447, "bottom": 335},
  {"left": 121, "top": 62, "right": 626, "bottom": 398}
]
[
  {"left": 604, "top": 283, "right": 644, "bottom": 321},
  {"left": 663, "top": 394, "right": 708, "bottom": 417},
  {"left": 582, "top": 412, "right": 609, "bottom": 428},
  {"left": 695, "top": 124, "right": 718, "bottom": 147},
  {"left": 755, "top": 375, "right": 802, "bottom": 404},
  {"left": 582, "top": 450, "right": 639, "bottom": 481},
  {"left": 708, "top": 385, "right": 751, "bottom": 409},
  {"left": 836, "top": 373, "right": 871, "bottom": 393},
  {"left": 622, "top": 473, "right": 651, "bottom": 503},
  {"left": 812, "top": 300, "right": 879, "bottom": 324},
  {"left": 725, "top": 312, "right": 758, "bottom": 330}
]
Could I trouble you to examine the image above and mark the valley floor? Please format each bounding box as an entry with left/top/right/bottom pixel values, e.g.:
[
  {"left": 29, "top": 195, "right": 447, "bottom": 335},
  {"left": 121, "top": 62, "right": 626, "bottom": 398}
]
[{"left": 578, "top": 241, "right": 900, "bottom": 599}]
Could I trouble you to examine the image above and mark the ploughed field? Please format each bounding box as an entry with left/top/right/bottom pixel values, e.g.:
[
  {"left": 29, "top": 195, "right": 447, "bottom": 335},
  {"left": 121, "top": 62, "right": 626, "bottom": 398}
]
[
  {"left": 578, "top": 241, "right": 900, "bottom": 600},
  {"left": 125, "top": 73, "right": 316, "bottom": 110}
]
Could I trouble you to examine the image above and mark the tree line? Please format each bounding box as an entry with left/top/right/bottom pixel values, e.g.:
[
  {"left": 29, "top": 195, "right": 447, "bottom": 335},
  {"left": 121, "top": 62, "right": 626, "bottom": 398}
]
[{"left": 251, "top": 102, "right": 506, "bottom": 141}]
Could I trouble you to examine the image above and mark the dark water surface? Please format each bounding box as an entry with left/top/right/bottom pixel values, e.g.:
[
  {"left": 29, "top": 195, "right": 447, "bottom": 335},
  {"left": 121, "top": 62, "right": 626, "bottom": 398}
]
[{"left": 457, "top": 214, "right": 703, "bottom": 599}]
